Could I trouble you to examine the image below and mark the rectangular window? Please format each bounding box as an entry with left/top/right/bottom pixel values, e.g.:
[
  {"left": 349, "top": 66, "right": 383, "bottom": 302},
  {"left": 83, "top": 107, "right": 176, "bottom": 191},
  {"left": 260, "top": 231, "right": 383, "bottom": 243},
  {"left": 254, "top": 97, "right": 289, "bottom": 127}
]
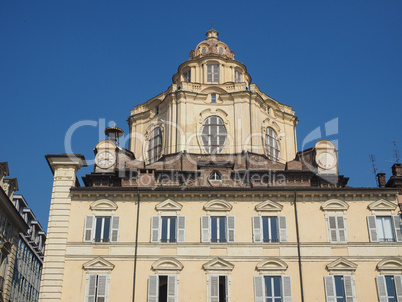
[
  {"left": 376, "top": 275, "right": 402, "bottom": 302},
  {"left": 211, "top": 94, "right": 216, "bottom": 103},
  {"left": 367, "top": 215, "right": 402, "bottom": 242},
  {"left": 209, "top": 275, "right": 228, "bottom": 302},
  {"left": 201, "top": 216, "right": 235, "bottom": 243},
  {"left": 254, "top": 275, "right": 292, "bottom": 301},
  {"left": 84, "top": 216, "right": 120, "bottom": 243},
  {"left": 235, "top": 69, "right": 241, "bottom": 83},
  {"left": 161, "top": 217, "right": 177, "bottom": 243},
  {"left": 147, "top": 275, "right": 177, "bottom": 302},
  {"left": 253, "top": 216, "right": 287, "bottom": 243},
  {"left": 183, "top": 70, "right": 191, "bottom": 82},
  {"left": 86, "top": 274, "right": 108, "bottom": 302},
  {"left": 325, "top": 275, "right": 355, "bottom": 302},
  {"left": 207, "top": 64, "right": 219, "bottom": 83},
  {"left": 151, "top": 216, "right": 185, "bottom": 243},
  {"left": 211, "top": 216, "right": 227, "bottom": 243},
  {"left": 328, "top": 215, "right": 347, "bottom": 243}
]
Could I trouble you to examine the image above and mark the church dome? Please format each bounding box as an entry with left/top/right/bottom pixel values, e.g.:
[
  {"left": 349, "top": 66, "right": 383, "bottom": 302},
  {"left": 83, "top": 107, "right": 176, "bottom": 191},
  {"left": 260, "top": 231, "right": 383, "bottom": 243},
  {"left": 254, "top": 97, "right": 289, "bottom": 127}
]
[{"left": 189, "top": 29, "right": 235, "bottom": 60}]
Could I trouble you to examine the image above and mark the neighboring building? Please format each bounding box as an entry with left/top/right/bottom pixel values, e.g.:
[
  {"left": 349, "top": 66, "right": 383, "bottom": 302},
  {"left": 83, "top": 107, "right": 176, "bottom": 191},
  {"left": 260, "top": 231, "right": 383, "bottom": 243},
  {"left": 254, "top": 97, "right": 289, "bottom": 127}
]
[
  {"left": 9, "top": 195, "right": 46, "bottom": 302},
  {"left": 40, "top": 29, "right": 402, "bottom": 302},
  {"left": 0, "top": 163, "right": 28, "bottom": 302}
]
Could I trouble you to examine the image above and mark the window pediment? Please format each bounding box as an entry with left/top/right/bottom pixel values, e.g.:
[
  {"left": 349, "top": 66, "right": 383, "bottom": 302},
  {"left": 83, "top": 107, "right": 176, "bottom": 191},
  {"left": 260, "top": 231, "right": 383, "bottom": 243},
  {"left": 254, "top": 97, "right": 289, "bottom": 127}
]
[
  {"left": 377, "top": 257, "right": 402, "bottom": 274},
  {"left": 204, "top": 199, "right": 232, "bottom": 212},
  {"left": 256, "top": 258, "right": 288, "bottom": 274},
  {"left": 255, "top": 200, "right": 283, "bottom": 213},
  {"left": 83, "top": 257, "right": 115, "bottom": 271},
  {"left": 368, "top": 199, "right": 397, "bottom": 212},
  {"left": 203, "top": 257, "right": 234, "bottom": 272},
  {"left": 155, "top": 199, "right": 183, "bottom": 212},
  {"left": 326, "top": 258, "right": 357, "bottom": 274},
  {"left": 321, "top": 199, "right": 349, "bottom": 212},
  {"left": 152, "top": 257, "right": 183, "bottom": 273},
  {"left": 90, "top": 199, "right": 118, "bottom": 211}
]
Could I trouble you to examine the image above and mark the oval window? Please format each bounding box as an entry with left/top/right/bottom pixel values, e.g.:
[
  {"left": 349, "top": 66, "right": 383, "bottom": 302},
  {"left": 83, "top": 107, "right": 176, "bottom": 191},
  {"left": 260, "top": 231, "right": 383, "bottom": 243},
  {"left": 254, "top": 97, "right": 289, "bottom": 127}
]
[{"left": 201, "top": 116, "right": 227, "bottom": 154}]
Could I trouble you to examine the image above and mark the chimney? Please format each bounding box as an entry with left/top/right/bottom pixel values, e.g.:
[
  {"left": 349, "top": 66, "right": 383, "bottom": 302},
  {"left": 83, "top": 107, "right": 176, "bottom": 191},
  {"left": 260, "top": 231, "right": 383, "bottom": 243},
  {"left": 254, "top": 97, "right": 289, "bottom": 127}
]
[
  {"left": 377, "top": 173, "right": 386, "bottom": 188},
  {"left": 392, "top": 163, "right": 402, "bottom": 177}
]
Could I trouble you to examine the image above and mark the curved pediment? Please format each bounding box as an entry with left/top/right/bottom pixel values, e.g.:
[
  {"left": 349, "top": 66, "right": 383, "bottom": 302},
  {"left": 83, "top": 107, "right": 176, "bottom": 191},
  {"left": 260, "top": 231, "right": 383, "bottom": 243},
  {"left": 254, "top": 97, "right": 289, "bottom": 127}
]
[
  {"left": 83, "top": 257, "right": 115, "bottom": 271},
  {"left": 204, "top": 199, "right": 232, "bottom": 212},
  {"left": 321, "top": 199, "right": 349, "bottom": 212},
  {"left": 90, "top": 199, "right": 118, "bottom": 211},
  {"left": 255, "top": 200, "right": 283, "bottom": 213},
  {"left": 203, "top": 257, "right": 234, "bottom": 272},
  {"left": 155, "top": 199, "right": 183, "bottom": 212},
  {"left": 326, "top": 258, "right": 357, "bottom": 273},
  {"left": 368, "top": 199, "right": 398, "bottom": 211},
  {"left": 377, "top": 257, "right": 402, "bottom": 274},
  {"left": 256, "top": 258, "right": 288, "bottom": 273},
  {"left": 152, "top": 257, "right": 184, "bottom": 272}
]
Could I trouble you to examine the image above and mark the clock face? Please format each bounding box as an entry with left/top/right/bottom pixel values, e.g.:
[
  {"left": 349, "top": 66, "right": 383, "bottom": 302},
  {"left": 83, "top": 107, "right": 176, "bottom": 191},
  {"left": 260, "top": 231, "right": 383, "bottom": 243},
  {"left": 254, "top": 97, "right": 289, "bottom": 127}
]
[
  {"left": 95, "top": 151, "right": 115, "bottom": 169},
  {"left": 316, "top": 152, "right": 336, "bottom": 170}
]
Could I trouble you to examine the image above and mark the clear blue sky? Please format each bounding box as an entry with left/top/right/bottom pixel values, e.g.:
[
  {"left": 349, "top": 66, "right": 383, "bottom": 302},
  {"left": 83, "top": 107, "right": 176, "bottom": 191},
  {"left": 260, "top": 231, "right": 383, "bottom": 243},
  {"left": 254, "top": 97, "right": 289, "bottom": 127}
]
[{"left": 1, "top": 0, "right": 401, "bottom": 231}]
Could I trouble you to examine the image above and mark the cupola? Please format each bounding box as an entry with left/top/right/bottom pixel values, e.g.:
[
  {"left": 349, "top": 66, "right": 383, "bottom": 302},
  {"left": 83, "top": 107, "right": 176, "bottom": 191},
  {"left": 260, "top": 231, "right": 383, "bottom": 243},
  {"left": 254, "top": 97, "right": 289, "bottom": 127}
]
[{"left": 189, "top": 29, "right": 235, "bottom": 60}]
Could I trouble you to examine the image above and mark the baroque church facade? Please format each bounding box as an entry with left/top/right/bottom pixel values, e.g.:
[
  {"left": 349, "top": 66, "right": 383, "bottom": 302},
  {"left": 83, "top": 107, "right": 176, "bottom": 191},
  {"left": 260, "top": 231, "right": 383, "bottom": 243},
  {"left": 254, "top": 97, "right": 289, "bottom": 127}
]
[{"left": 39, "top": 29, "right": 402, "bottom": 301}]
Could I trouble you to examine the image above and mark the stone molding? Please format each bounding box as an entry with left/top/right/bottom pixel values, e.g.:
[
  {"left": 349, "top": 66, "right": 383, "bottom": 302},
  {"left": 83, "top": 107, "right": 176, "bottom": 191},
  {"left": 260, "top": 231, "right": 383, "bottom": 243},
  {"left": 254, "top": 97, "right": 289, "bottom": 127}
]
[
  {"left": 256, "top": 258, "right": 288, "bottom": 274},
  {"left": 202, "top": 257, "right": 234, "bottom": 272},
  {"left": 151, "top": 257, "right": 183, "bottom": 273},
  {"left": 377, "top": 257, "right": 402, "bottom": 275},
  {"left": 83, "top": 257, "right": 115, "bottom": 272},
  {"left": 326, "top": 258, "right": 357, "bottom": 275}
]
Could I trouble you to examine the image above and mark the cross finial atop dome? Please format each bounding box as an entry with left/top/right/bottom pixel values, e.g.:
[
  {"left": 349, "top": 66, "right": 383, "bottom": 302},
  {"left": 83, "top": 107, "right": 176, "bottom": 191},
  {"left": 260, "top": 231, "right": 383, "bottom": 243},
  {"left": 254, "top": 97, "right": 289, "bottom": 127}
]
[{"left": 206, "top": 27, "right": 219, "bottom": 40}]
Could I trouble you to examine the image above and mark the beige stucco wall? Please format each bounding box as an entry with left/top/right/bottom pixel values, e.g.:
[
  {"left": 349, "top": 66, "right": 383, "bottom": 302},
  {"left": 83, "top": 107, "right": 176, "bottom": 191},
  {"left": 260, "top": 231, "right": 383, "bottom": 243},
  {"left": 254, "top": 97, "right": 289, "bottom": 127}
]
[{"left": 40, "top": 188, "right": 400, "bottom": 301}]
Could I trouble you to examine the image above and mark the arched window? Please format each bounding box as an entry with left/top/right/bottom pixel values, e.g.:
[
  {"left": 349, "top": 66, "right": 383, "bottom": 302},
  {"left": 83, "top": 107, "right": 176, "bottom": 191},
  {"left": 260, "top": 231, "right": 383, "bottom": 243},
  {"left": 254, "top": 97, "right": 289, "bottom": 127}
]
[
  {"left": 209, "top": 171, "right": 222, "bottom": 181},
  {"left": 148, "top": 127, "right": 163, "bottom": 163},
  {"left": 201, "top": 116, "right": 227, "bottom": 154},
  {"left": 265, "top": 127, "right": 280, "bottom": 161}
]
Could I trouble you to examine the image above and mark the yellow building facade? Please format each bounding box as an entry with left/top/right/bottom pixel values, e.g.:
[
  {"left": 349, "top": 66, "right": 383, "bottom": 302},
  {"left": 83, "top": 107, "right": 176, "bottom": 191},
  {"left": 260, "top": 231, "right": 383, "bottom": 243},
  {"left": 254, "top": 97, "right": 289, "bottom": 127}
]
[{"left": 40, "top": 29, "right": 402, "bottom": 302}]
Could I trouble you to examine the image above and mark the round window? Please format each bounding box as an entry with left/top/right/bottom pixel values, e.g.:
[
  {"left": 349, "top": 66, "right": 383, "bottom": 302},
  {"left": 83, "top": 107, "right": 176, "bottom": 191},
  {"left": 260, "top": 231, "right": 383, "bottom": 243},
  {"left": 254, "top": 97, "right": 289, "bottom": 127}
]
[
  {"left": 219, "top": 47, "right": 224, "bottom": 54},
  {"left": 202, "top": 47, "right": 207, "bottom": 54},
  {"left": 201, "top": 116, "right": 227, "bottom": 154}
]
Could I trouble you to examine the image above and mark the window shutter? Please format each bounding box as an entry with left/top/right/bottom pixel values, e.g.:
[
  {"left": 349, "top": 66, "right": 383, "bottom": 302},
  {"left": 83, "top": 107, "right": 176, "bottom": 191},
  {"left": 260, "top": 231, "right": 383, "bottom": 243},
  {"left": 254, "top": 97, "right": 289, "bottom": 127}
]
[
  {"left": 376, "top": 275, "right": 388, "bottom": 302},
  {"left": 394, "top": 275, "right": 402, "bottom": 301},
  {"left": 392, "top": 215, "right": 402, "bottom": 242},
  {"left": 110, "top": 216, "right": 120, "bottom": 242},
  {"left": 279, "top": 216, "right": 288, "bottom": 242},
  {"left": 167, "top": 275, "right": 177, "bottom": 302},
  {"left": 148, "top": 275, "right": 159, "bottom": 302},
  {"left": 343, "top": 275, "right": 355, "bottom": 302},
  {"left": 86, "top": 274, "right": 96, "bottom": 302},
  {"left": 84, "top": 216, "right": 95, "bottom": 242},
  {"left": 324, "top": 276, "right": 336, "bottom": 302},
  {"left": 227, "top": 216, "right": 235, "bottom": 243},
  {"left": 337, "top": 216, "right": 347, "bottom": 242},
  {"left": 282, "top": 275, "right": 292, "bottom": 302},
  {"left": 151, "top": 216, "right": 161, "bottom": 243},
  {"left": 367, "top": 216, "right": 378, "bottom": 242},
  {"left": 252, "top": 216, "right": 262, "bottom": 243},
  {"left": 201, "top": 216, "right": 210, "bottom": 242},
  {"left": 328, "top": 216, "right": 338, "bottom": 242},
  {"left": 97, "top": 275, "right": 108, "bottom": 302},
  {"left": 254, "top": 276, "right": 264, "bottom": 302},
  {"left": 177, "top": 216, "right": 185, "bottom": 243},
  {"left": 209, "top": 275, "right": 219, "bottom": 302}
]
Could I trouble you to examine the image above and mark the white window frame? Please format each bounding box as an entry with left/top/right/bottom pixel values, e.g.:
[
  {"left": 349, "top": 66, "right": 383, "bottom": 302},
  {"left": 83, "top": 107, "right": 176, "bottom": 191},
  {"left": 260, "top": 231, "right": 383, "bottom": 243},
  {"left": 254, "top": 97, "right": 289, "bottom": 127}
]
[
  {"left": 86, "top": 274, "right": 109, "bottom": 302},
  {"left": 183, "top": 70, "right": 191, "bottom": 82},
  {"left": 148, "top": 274, "right": 177, "bottom": 302},
  {"left": 234, "top": 69, "right": 241, "bottom": 83},
  {"left": 327, "top": 215, "right": 347, "bottom": 243},
  {"left": 324, "top": 275, "right": 355, "bottom": 302},
  {"left": 207, "top": 64, "right": 219, "bottom": 83},
  {"left": 367, "top": 215, "right": 402, "bottom": 242},
  {"left": 147, "top": 127, "right": 163, "bottom": 163},
  {"left": 252, "top": 216, "right": 287, "bottom": 243},
  {"left": 84, "top": 216, "right": 120, "bottom": 243},
  {"left": 201, "top": 216, "right": 235, "bottom": 243},
  {"left": 201, "top": 116, "right": 227, "bottom": 154},
  {"left": 376, "top": 275, "right": 402, "bottom": 302},
  {"left": 254, "top": 275, "right": 292, "bottom": 302},
  {"left": 208, "top": 274, "right": 229, "bottom": 302},
  {"left": 265, "top": 127, "right": 280, "bottom": 162},
  {"left": 151, "top": 216, "right": 185, "bottom": 243}
]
